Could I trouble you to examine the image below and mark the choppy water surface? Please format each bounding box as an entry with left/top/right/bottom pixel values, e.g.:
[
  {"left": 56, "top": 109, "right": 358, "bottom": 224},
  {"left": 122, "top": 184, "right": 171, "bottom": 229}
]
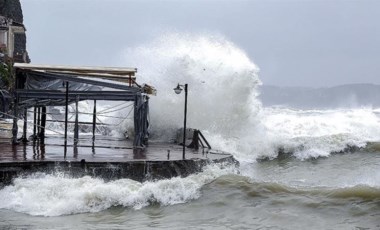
[
  {"left": 0, "top": 151, "right": 379, "bottom": 229},
  {"left": 1, "top": 34, "right": 380, "bottom": 229}
]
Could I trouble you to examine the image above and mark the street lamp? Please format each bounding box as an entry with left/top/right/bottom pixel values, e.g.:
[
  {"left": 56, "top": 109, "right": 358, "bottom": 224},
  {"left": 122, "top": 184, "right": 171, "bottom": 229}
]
[{"left": 174, "top": 83, "right": 188, "bottom": 159}]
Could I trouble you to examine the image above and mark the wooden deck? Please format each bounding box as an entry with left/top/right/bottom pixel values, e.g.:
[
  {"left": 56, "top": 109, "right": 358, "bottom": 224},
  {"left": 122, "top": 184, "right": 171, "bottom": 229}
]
[
  {"left": 0, "top": 135, "right": 231, "bottom": 163},
  {"left": 0, "top": 134, "right": 236, "bottom": 184}
]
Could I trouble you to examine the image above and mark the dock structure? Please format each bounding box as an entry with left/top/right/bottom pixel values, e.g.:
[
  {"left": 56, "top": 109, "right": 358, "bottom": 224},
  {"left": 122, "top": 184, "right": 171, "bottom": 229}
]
[
  {"left": 0, "top": 136, "right": 236, "bottom": 184},
  {"left": 0, "top": 63, "right": 236, "bottom": 185},
  {"left": 0, "top": 4, "right": 237, "bottom": 184},
  {"left": 12, "top": 63, "right": 152, "bottom": 147}
]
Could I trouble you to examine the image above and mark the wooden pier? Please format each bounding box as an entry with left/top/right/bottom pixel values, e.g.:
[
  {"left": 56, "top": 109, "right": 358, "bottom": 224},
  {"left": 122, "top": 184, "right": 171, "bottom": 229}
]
[
  {"left": 0, "top": 63, "right": 236, "bottom": 185},
  {"left": 0, "top": 135, "right": 236, "bottom": 185}
]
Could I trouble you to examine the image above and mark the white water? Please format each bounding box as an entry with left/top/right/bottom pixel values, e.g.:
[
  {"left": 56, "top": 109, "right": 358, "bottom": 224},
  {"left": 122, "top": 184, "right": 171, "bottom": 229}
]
[
  {"left": 121, "top": 32, "right": 380, "bottom": 162},
  {"left": 258, "top": 107, "right": 380, "bottom": 160},
  {"left": 38, "top": 32, "right": 380, "bottom": 162},
  {"left": 2, "top": 33, "right": 380, "bottom": 217},
  {"left": 0, "top": 165, "right": 236, "bottom": 216},
  {"left": 122, "top": 33, "right": 261, "bottom": 141}
]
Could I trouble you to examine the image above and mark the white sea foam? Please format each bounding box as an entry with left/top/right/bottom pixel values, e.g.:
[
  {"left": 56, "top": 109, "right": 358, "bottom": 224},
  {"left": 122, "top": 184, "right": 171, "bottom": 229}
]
[
  {"left": 258, "top": 107, "right": 380, "bottom": 160},
  {"left": 120, "top": 32, "right": 380, "bottom": 161},
  {"left": 0, "top": 165, "right": 235, "bottom": 216},
  {"left": 122, "top": 32, "right": 261, "bottom": 141}
]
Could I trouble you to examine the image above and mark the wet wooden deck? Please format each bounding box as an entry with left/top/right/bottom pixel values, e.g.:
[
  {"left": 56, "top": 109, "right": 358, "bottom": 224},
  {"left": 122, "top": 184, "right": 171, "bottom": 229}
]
[
  {"left": 0, "top": 135, "right": 231, "bottom": 163},
  {"left": 0, "top": 134, "right": 236, "bottom": 184}
]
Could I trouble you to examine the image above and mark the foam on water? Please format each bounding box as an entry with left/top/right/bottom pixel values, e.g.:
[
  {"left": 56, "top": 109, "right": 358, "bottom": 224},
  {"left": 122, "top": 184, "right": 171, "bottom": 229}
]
[
  {"left": 0, "top": 165, "right": 236, "bottom": 216},
  {"left": 259, "top": 107, "right": 380, "bottom": 160}
]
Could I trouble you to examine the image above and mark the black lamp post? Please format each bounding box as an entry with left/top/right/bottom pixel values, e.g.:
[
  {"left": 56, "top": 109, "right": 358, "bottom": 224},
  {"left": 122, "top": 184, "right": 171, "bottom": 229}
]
[{"left": 174, "top": 83, "right": 188, "bottom": 159}]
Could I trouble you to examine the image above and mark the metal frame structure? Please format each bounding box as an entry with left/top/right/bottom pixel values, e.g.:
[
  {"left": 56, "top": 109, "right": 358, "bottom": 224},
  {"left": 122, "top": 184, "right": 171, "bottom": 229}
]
[{"left": 11, "top": 63, "right": 153, "bottom": 148}]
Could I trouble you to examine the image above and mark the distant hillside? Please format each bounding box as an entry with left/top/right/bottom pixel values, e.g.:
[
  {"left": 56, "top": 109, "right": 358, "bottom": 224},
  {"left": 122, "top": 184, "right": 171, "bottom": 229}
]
[
  {"left": 0, "top": 0, "right": 23, "bottom": 22},
  {"left": 259, "top": 84, "right": 380, "bottom": 109}
]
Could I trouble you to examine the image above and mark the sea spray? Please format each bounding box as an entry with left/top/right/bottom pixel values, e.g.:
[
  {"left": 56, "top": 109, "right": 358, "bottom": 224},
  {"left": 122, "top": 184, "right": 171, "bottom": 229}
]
[
  {"left": 121, "top": 33, "right": 271, "bottom": 162},
  {"left": 121, "top": 33, "right": 380, "bottom": 161},
  {"left": 0, "top": 164, "right": 236, "bottom": 216},
  {"left": 22, "top": 33, "right": 380, "bottom": 161},
  {"left": 122, "top": 33, "right": 262, "bottom": 141}
]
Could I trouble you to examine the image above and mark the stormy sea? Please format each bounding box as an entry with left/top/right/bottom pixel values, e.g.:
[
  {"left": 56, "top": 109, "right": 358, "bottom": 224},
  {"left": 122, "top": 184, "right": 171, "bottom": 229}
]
[{"left": 0, "top": 34, "right": 379, "bottom": 229}]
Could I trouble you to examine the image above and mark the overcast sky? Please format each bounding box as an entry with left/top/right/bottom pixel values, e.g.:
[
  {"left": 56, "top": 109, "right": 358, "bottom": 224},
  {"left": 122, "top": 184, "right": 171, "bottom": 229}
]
[{"left": 20, "top": 0, "right": 380, "bottom": 87}]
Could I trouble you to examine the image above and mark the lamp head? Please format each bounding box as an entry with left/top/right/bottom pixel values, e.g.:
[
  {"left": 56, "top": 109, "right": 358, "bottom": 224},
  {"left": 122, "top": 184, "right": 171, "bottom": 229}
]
[{"left": 174, "top": 84, "right": 182, "bottom": 94}]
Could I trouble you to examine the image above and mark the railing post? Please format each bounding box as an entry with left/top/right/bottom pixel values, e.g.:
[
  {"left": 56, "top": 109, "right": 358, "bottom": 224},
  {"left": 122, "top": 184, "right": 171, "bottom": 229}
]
[
  {"left": 37, "top": 107, "right": 41, "bottom": 137},
  {"left": 198, "top": 131, "right": 211, "bottom": 149},
  {"left": 92, "top": 99, "right": 96, "bottom": 146},
  {"left": 33, "top": 106, "right": 36, "bottom": 140},
  {"left": 22, "top": 107, "right": 27, "bottom": 142},
  {"left": 64, "top": 81, "right": 69, "bottom": 158},
  {"left": 40, "top": 106, "right": 46, "bottom": 143},
  {"left": 74, "top": 95, "right": 79, "bottom": 145}
]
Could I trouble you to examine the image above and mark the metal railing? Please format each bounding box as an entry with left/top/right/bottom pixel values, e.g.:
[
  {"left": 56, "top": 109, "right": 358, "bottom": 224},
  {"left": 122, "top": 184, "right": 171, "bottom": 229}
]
[{"left": 187, "top": 129, "right": 212, "bottom": 150}]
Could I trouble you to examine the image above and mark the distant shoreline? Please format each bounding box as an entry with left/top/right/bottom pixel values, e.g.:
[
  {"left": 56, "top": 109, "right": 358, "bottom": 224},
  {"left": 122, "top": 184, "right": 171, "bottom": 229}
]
[{"left": 259, "top": 83, "right": 380, "bottom": 109}]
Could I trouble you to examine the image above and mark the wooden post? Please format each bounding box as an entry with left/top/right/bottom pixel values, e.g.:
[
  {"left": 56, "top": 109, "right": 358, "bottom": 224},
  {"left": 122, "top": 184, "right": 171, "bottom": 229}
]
[
  {"left": 22, "top": 107, "right": 27, "bottom": 142},
  {"left": 40, "top": 106, "right": 46, "bottom": 143}
]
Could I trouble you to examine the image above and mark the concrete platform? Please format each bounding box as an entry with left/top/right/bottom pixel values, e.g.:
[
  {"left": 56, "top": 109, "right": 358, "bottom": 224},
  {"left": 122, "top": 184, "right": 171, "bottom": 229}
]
[{"left": 0, "top": 135, "right": 237, "bottom": 185}]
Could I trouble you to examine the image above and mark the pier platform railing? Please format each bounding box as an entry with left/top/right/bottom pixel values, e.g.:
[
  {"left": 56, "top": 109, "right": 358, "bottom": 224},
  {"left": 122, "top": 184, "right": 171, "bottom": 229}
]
[{"left": 187, "top": 129, "right": 212, "bottom": 151}]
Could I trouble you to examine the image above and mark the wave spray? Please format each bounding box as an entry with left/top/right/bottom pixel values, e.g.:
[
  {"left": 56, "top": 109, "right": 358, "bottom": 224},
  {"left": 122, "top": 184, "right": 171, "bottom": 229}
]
[{"left": 122, "top": 33, "right": 267, "bottom": 161}]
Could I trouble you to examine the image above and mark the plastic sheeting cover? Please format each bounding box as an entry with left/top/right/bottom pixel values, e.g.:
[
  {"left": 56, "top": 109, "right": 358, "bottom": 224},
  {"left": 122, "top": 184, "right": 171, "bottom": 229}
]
[{"left": 25, "top": 73, "right": 102, "bottom": 91}]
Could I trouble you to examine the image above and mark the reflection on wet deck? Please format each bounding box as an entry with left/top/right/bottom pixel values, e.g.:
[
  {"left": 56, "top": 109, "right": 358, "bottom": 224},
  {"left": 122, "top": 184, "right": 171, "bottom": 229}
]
[{"left": 0, "top": 135, "right": 229, "bottom": 163}]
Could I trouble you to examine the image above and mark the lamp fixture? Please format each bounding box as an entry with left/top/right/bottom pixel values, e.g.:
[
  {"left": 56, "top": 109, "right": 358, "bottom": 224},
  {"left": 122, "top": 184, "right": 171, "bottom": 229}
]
[{"left": 173, "top": 84, "right": 183, "bottom": 94}]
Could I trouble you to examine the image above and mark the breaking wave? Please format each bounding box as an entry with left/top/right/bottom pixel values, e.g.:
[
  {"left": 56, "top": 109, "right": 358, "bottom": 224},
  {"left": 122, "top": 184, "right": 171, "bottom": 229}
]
[
  {"left": 257, "top": 107, "right": 380, "bottom": 160},
  {"left": 212, "top": 175, "right": 380, "bottom": 201},
  {"left": 0, "top": 165, "right": 235, "bottom": 216},
  {"left": 38, "top": 32, "right": 380, "bottom": 161},
  {"left": 121, "top": 32, "right": 380, "bottom": 161},
  {"left": 1, "top": 166, "right": 378, "bottom": 217}
]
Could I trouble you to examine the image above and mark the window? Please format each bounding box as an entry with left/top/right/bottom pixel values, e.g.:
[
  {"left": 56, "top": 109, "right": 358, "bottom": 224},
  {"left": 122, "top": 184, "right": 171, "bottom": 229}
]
[{"left": 0, "top": 30, "right": 7, "bottom": 52}]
